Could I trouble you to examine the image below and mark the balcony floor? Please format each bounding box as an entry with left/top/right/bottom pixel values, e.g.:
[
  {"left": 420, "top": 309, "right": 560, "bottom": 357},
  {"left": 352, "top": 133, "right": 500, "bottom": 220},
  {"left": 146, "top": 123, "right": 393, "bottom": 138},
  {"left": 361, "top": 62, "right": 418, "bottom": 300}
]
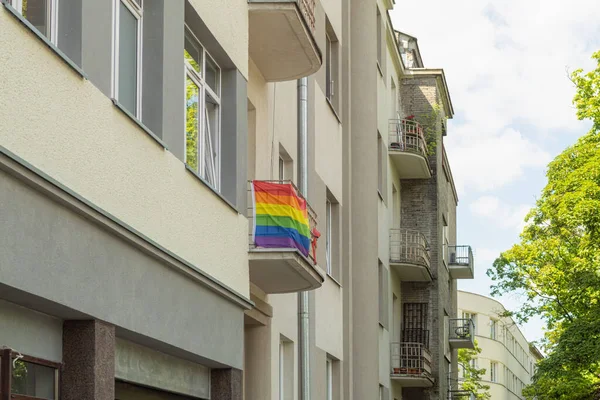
[
  {"left": 389, "top": 150, "right": 431, "bottom": 179},
  {"left": 449, "top": 264, "right": 474, "bottom": 279},
  {"left": 390, "top": 261, "right": 433, "bottom": 282},
  {"left": 249, "top": 2, "right": 321, "bottom": 81},
  {"left": 449, "top": 338, "right": 475, "bottom": 349},
  {"left": 248, "top": 248, "right": 325, "bottom": 293},
  {"left": 390, "top": 373, "right": 434, "bottom": 388}
]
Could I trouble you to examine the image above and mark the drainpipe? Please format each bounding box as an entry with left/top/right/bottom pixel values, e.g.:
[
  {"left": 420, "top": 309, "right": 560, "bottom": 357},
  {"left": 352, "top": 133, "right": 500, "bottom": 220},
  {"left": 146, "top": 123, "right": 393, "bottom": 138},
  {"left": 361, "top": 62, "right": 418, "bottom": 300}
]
[{"left": 297, "top": 76, "right": 310, "bottom": 400}]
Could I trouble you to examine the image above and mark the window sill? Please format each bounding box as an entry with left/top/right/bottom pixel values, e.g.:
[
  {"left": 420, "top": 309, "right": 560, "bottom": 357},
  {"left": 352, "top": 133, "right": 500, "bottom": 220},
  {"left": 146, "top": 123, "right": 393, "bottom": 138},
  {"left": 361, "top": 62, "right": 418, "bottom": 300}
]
[
  {"left": 325, "top": 98, "right": 342, "bottom": 124},
  {"left": 111, "top": 99, "right": 168, "bottom": 150},
  {"left": 2, "top": 0, "right": 87, "bottom": 79},
  {"left": 184, "top": 165, "right": 239, "bottom": 214},
  {"left": 326, "top": 273, "right": 342, "bottom": 288}
]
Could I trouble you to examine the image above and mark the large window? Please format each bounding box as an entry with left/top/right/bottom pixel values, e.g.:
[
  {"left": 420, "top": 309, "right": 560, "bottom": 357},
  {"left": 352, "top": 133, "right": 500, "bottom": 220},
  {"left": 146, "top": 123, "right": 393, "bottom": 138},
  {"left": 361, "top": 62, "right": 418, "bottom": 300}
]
[
  {"left": 10, "top": 0, "right": 58, "bottom": 42},
  {"left": 0, "top": 350, "right": 60, "bottom": 400},
  {"left": 325, "top": 199, "right": 332, "bottom": 275},
  {"left": 185, "top": 27, "right": 221, "bottom": 190},
  {"left": 113, "top": 0, "right": 143, "bottom": 117}
]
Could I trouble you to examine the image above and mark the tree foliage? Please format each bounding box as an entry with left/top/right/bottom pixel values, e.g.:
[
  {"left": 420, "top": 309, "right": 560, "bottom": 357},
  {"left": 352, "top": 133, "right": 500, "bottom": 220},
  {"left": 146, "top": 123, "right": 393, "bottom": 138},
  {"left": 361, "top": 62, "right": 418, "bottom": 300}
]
[
  {"left": 458, "top": 340, "right": 491, "bottom": 400},
  {"left": 487, "top": 51, "right": 600, "bottom": 400}
]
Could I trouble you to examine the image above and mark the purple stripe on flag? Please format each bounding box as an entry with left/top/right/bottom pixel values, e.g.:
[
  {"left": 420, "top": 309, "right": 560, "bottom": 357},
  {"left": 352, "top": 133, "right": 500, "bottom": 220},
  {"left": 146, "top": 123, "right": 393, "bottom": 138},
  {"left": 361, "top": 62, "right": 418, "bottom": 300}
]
[{"left": 254, "top": 236, "right": 309, "bottom": 257}]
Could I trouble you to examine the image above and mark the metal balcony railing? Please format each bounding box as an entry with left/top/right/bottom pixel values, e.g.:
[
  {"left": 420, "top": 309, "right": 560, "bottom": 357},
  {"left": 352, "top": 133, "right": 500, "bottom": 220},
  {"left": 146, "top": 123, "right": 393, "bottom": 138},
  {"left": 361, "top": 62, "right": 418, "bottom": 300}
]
[
  {"left": 448, "top": 245, "right": 473, "bottom": 266},
  {"left": 449, "top": 318, "right": 475, "bottom": 341},
  {"left": 448, "top": 376, "right": 476, "bottom": 400},
  {"left": 390, "top": 342, "right": 432, "bottom": 377},
  {"left": 249, "top": 0, "right": 315, "bottom": 32},
  {"left": 390, "top": 229, "right": 431, "bottom": 269},
  {"left": 388, "top": 119, "right": 428, "bottom": 157},
  {"left": 402, "top": 329, "right": 430, "bottom": 348},
  {"left": 247, "top": 180, "right": 318, "bottom": 263}
]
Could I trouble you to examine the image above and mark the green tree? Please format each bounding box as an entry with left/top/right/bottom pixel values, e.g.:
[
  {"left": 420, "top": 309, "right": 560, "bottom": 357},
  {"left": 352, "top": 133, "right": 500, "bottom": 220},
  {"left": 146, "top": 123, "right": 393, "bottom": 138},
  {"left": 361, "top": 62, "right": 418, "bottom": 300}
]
[
  {"left": 458, "top": 341, "right": 491, "bottom": 400},
  {"left": 488, "top": 51, "right": 600, "bottom": 400}
]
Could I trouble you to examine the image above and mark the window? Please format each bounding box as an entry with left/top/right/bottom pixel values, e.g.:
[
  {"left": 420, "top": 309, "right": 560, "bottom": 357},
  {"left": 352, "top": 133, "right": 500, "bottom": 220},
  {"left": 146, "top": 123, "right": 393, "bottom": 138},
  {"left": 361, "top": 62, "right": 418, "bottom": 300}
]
[
  {"left": 442, "top": 217, "right": 449, "bottom": 265},
  {"left": 0, "top": 350, "right": 60, "bottom": 400},
  {"left": 378, "top": 262, "right": 388, "bottom": 329},
  {"left": 325, "top": 199, "right": 332, "bottom": 275},
  {"left": 463, "top": 312, "right": 476, "bottom": 335},
  {"left": 11, "top": 0, "right": 58, "bottom": 42},
  {"left": 376, "top": 8, "right": 382, "bottom": 70},
  {"left": 326, "top": 358, "right": 333, "bottom": 400},
  {"left": 279, "top": 156, "right": 285, "bottom": 181},
  {"left": 113, "top": 0, "right": 143, "bottom": 117},
  {"left": 279, "top": 341, "right": 285, "bottom": 400},
  {"left": 390, "top": 79, "right": 398, "bottom": 119},
  {"left": 325, "top": 33, "right": 333, "bottom": 102},
  {"left": 490, "top": 361, "right": 498, "bottom": 382},
  {"left": 490, "top": 319, "right": 497, "bottom": 340},
  {"left": 184, "top": 27, "right": 221, "bottom": 190},
  {"left": 377, "top": 132, "right": 386, "bottom": 199},
  {"left": 379, "top": 384, "right": 384, "bottom": 400}
]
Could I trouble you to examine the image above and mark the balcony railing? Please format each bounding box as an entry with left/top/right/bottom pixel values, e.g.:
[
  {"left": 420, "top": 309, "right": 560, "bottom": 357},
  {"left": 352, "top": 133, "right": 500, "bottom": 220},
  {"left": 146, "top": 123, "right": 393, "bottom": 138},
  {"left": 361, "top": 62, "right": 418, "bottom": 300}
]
[
  {"left": 447, "top": 245, "right": 474, "bottom": 279},
  {"left": 390, "top": 229, "right": 430, "bottom": 268},
  {"left": 388, "top": 119, "right": 428, "bottom": 157},
  {"left": 449, "top": 318, "right": 475, "bottom": 349},
  {"left": 247, "top": 180, "right": 318, "bottom": 264},
  {"left": 390, "top": 342, "right": 432, "bottom": 377},
  {"left": 448, "top": 245, "right": 473, "bottom": 266},
  {"left": 448, "top": 376, "right": 475, "bottom": 400},
  {"left": 402, "top": 329, "right": 430, "bottom": 348}
]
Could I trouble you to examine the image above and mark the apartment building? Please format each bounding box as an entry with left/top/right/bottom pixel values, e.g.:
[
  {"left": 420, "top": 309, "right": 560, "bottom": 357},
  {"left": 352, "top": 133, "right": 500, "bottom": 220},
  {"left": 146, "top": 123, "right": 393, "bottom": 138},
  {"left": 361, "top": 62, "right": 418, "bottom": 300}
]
[
  {"left": 0, "top": 0, "right": 471, "bottom": 399},
  {"left": 458, "top": 291, "right": 544, "bottom": 400}
]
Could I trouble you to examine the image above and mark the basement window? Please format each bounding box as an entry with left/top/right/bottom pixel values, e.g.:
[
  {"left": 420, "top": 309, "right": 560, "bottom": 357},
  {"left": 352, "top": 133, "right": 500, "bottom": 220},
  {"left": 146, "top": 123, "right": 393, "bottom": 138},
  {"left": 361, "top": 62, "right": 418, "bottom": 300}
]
[{"left": 0, "top": 350, "right": 60, "bottom": 400}]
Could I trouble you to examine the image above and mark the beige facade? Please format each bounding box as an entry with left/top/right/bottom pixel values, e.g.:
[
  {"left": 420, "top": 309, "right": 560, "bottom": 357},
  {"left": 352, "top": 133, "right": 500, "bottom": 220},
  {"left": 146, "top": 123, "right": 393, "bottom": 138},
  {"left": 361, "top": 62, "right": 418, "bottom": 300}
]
[
  {"left": 1, "top": 0, "right": 474, "bottom": 399},
  {"left": 458, "top": 291, "right": 544, "bottom": 400}
]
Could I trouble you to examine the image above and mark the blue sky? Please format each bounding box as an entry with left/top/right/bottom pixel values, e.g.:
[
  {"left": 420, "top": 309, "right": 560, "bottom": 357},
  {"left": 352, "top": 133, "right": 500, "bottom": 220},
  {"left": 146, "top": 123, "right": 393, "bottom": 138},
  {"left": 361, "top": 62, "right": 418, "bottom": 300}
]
[{"left": 390, "top": 0, "right": 600, "bottom": 343}]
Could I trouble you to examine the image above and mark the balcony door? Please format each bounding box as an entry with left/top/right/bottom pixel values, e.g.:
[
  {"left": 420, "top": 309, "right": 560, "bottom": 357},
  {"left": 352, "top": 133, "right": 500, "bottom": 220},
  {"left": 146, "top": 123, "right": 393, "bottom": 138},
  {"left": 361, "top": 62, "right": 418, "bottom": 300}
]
[{"left": 403, "top": 302, "right": 429, "bottom": 347}]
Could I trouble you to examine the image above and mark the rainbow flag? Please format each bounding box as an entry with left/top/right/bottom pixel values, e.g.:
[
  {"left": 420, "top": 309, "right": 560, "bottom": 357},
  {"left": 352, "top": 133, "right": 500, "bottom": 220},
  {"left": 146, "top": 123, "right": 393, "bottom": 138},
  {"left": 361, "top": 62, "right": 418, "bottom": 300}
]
[{"left": 251, "top": 181, "right": 311, "bottom": 257}]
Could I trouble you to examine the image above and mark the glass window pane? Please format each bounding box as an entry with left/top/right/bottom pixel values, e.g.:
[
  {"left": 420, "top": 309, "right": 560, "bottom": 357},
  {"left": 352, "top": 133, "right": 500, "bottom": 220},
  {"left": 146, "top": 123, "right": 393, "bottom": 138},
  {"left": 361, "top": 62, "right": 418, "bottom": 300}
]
[
  {"left": 205, "top": 56, "right": 220, "bottom": 95},
  {"left": 118, "top": 2, "right": 138, "bottom": 116},
  {"left": 184, "top": 31, "right": 202, "bottom": 74},
  {"left": 185, "top": 77, "right": 200, "bottom": 173},
  {"left": 22, "top": 0, "right": 49, "bottom": 37},
  {"left": 203, "top": 92, "right": 219, "bottom": 187},
  {"left": 12, "top": 360, "right": 56, "bottom": 400}
]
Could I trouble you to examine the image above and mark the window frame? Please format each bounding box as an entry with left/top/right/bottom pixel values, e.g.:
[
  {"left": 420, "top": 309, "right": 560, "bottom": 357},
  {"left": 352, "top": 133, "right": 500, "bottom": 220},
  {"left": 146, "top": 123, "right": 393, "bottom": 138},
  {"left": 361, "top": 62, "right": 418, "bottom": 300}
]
[
  {"left": 184, "top": 25, "right": 222, "bottom": 191},
  {"left": 112, "top": 0, "right": 144, "bottom": 118},
  {"left": 11, "top": 0, "right": 58, "bottom": 43},
  {"left": 490, "top": 319, "right": 497, "bottom": 340},
  {"left": 0, "top": 349, "right": 61, "bottom": 400},
  {"left": 326, "top": 358, "right": 333, "bottom": 400},
  {"left": 325, "top": 198, "right": 332, "bottom": 275},
  {"left": 325, "top": 33, "right": 334, "bottom": 102},
  {"left": 490, "top": 361, "right": 498, "bottom": 383}
]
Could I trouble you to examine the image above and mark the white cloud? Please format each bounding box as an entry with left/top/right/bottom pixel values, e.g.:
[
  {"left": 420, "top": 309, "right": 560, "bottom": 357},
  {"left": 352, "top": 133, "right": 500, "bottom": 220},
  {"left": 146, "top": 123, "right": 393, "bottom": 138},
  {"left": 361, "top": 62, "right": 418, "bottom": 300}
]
[
  {"left": 470, "top": 195, "right": 532, "bottom": 232},
  {"left": 389, "top": 0, "right": 600, "bottom": 195}
]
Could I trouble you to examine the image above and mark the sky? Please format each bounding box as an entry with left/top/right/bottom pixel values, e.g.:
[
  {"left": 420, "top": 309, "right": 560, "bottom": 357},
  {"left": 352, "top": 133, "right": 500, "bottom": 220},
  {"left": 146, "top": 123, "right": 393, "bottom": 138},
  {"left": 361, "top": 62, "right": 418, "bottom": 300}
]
[{"left": 390, "top": 0, "right": 600, "bottom": 343}]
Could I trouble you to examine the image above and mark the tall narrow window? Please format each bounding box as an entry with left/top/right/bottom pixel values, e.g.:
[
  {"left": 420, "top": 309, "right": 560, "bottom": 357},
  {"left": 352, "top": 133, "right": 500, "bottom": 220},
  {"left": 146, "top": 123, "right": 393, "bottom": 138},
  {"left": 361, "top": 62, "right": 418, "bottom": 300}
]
[
  {"left": 442, "top": 217, "right": 449, "bottom": 265},
  {"left": 490, "top": 361, "right": 498, "bottom": 382},
  {"left": 490, "top": 319, "right": 497, "bottom": 340},
  {"left": 326, "top": 358, "right": 333, "bottom": 400},
  {"left": 325, "top": 33, "right": 333, "bottom": 101},
  {"left": 279, "top": 156, "right": 285, "bottom": 181},
  {"left": 279, "top": 341, "right": 285, "bottom": 400},
  {"left": 326, "top": 199, "right": 332, "bottom": 275},
  {"left": 11, "top": 0, "right": 57, "bottom": 42},
  {"left": 376, "top": 8, "right": 382, "bottom": 69},
  {"left": 377, "top": 132, "right": 383, "bottom": 196},
  {"left": 184, "top": 27, "right": 221, "bottom": 190}
]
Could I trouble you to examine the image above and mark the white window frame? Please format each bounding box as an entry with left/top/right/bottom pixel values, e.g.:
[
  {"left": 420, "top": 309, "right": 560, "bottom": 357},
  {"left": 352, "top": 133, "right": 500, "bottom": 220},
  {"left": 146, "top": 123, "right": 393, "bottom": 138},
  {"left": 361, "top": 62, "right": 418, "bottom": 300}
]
[
  {"left": 325, "top": 33, "right": 334, "bottom": 102},
  {"left": 279, "top": 156, "right": 285, "bottom": 181},
  {"left": 279, "top": 341, "right": 285, "bottom": 400},
  {"left": 12, "top": 0, "right": 58, "bottom": 43},
  {"left": 112, "top": 0, "right": 143, "bottom": 118},
  {"left": 325, "top": 199, "right": 332, "bottom": 275},
  {"left": 184, "top": 25, "right": 221, "bottom": 191},
  {"left": 326, "top": 358, "right": 333, "bottom": 400},
  {"left": 490, "top": 361, "right": 498, "bottom": 382},
  {"left": 490, "top": 319, "right": 497, "bottom": 340}
]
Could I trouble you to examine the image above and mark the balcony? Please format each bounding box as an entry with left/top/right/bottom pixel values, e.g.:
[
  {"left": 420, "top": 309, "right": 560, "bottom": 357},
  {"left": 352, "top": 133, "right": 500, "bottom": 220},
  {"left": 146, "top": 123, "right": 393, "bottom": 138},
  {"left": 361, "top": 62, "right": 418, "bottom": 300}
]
[
  {"left": 390, "top": 229, "right": 432, "bottom": 282},
  {"left": 448, "top": 245, "right": 474, "bottom": 279},
  {"left": 449, "top": 318, "right": 475, "bottom": 349},
  {"left": 388, "top": 119, "right": 431, "bottom": 179},
  {"left": 248, "top": 0, "right": 321, "bottom": 82},
  {"left": 390, "top": 342, "right": 434, "bottom": 387},
  {"left": 247, "top": 180, "right": 324, "bottom": 294},
  {"left": 448, "top": 377, "right": 476, "bottom": 400}
]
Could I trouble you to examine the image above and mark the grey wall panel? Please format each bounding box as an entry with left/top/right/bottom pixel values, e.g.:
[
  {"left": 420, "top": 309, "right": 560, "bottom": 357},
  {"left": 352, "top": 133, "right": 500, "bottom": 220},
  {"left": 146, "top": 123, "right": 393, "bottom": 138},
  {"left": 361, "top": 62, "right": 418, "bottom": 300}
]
[
  {"left": 82, "top": 0, "right": 112, "bottom": 97},
  {"left": 0, "top": 170, "right": 244, "bottom": 369},
  {"left": 0, "top": 299, "right": 63, "bottom": 362}
]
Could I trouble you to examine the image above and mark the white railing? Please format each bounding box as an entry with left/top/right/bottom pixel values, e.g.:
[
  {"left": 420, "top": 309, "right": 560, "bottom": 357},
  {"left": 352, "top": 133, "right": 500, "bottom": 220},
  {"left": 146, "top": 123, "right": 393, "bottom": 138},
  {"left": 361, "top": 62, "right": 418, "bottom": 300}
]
[
  {"left": 390, "top": 229, "right": 431, "bottom": 269},
  {"left": 390, "top": 342, "right": 432, "bottom": 377},
  {"left": 247, "top": 180, "right": 318, "bottom": 263},
  {"left": 388, "top": 119, "right": 428, "bottom": 157}
]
